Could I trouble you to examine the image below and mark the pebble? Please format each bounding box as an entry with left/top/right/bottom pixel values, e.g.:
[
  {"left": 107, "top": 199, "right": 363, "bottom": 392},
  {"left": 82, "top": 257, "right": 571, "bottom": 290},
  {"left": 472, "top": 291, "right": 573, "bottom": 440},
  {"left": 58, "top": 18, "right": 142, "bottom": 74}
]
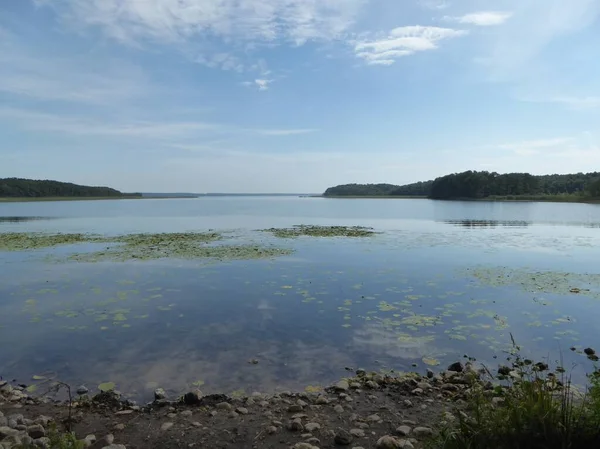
[
  {"left": 354, "top": 422, "right": 369, "bottom": 429},
  {"left": 180, "top": 410, "right": 193, "bottom": 417},
  {"left": 366, "top": 414, "right": 381, "bottom": 423},
  {"left": 402, "top": 420, "right": 416, "bottom": 426},
  {"left": 403, "top": 400, "right": 413, "bottom": 407},
  {"left": 292, "top": 443, "right": 319, "bottom": 449},
  {"left": 102, "top": 445, "right": 126, "bottom": 449},
  {"left": 447, "top": 362, "right": 464, "bottom": 373},
  {"left": 349, "top": 429, "right": 365, "bottom": 438},
  {"left": 288, "top": 419, "right": 304, "bottom": 432},
  {"left": 288, "top": 405, "right": 304, "bottom": 413},
  {"left": 305, "top": 422, "right": 321, "bottom": 432},
  {"left": 376, "top": 436, "right": 401, "bottom": 449},
  {"left": 115, "top": 410, "right": 133, "bottom": 415},
  {"left": 154, "top": 388, "right": 166, "bottom": 400},
  {"left": 216, "top": 402, "right": 232, "bottom": 411},
  {"left": 235, "top": 407, "right": 249, "bottom": 415},
  {"left": 335, "top": 380, "right": 350, "bottom": 392},
  {"left": 167, "top": 413, "right": 177, "bottom": 419},
  {"left": 365, "top": 381, "right": 378, "bottom": 389},
  {"left": 334, "top": 429, "right": 353, "bottom": 445},
  {"left": 396, "top": 425, "right": 411, "bottom": 436},
  {"left": 399, "top": 440, "right": 415, "bottom": 449},
  {"left": 266, "top": 426, "right": 278, "bottom": 434},
  {"left": 411, "top": 388, "right": 423, "bottom": 395},
  {"left": 113, "top": 424, "right": 125, "bottom": 431},
  {"left": 272, "top": 420, "right": 283, "bottom": 427},
  {"left": 412, "top": 427, "right": 434, "bottom": 438},
  {"left": 183, "top": 391, "right": 202, "bottom": 405},
  {"left": 89, "top": 434, "right": 114, "bottom": 449},
  {"left": 76, "top": 385, "right": 89, "bottom": 395},
  {"left": 160, "top": 422, "right": 174, "bottom": 431},
  {"left": 27, "top": 424, "right": 46, "bottom": 439},
  {"left": 426, "top": 369, "right": 434, "bottom": 379},
  {"left": 316, "top": 396, "right": 330, "bottom": 405},
  {"left": 333, "top": 405, "right": 344, "bottom": 413}
]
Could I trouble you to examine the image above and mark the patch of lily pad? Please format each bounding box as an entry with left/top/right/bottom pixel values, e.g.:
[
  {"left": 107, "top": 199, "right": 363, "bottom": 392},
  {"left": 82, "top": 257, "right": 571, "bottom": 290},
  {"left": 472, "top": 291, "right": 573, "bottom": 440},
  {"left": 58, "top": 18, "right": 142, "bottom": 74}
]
[
  {"left": 0, "top": 232, "right": 105, "bottom": 251},
  {"left": 262, "top": 225, "right": 377, "bottom": 238},
  {"left": 466, "top": 267, "right": 600, "bottom": 300},
  {"left": 0, "top": 231, "right": 294, "bottom": 262}
]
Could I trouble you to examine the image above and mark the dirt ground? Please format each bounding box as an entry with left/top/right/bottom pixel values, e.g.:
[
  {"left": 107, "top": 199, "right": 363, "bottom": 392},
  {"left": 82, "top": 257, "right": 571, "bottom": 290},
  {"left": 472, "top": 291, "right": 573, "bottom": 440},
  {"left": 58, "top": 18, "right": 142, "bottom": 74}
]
[{"left": 1, "top": 366, "right": 478, "bottom": 449}]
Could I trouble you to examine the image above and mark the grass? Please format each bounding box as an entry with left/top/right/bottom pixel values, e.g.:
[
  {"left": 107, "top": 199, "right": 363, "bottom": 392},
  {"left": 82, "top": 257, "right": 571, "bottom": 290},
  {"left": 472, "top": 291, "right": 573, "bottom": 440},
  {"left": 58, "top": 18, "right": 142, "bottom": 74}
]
[{"left": 434, "top": 337, "right": 600, "bottom": 449}]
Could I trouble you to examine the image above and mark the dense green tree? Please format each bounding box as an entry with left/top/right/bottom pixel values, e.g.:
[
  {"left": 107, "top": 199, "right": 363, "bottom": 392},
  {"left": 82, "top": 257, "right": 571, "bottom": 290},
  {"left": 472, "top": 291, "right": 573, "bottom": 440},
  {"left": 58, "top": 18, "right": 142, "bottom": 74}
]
[
  {"left": 323, "top": 183, "right": 401, "bottom": 196},
  {"left": 587, "top": 178, "right": 600, "bottom": 198},
  {"left": 324, "top": 171, "right": 600, "bottom": 200},
  {"left": 0, "top": 178, "right": 134, "bottom": 198}
]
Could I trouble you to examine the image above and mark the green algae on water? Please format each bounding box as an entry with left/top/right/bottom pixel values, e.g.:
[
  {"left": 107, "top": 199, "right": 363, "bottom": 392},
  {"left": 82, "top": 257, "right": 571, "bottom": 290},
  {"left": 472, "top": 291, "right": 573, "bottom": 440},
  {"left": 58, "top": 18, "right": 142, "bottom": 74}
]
[{"left": 262, "top": 225, "right": 377, "bottom": 238}]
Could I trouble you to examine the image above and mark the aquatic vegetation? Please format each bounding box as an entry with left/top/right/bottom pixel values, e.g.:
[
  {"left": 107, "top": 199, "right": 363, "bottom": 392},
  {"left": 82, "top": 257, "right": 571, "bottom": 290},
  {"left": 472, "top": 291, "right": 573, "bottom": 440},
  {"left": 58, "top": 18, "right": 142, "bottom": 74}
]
[
  {"left": 2, "top": 231, "right": 294, "bottom": 262},
  {"left": 262, "top": 225, "right": 377, "bottom": 238},
  {"left": 0, "top": 232, "right": 106, "bottom": 251},
  {"left": 467, "top": 267, "right": 600, "bottom": 299},
  {"left": 98, "top": 382, "right": 116, "bottom": 392}
]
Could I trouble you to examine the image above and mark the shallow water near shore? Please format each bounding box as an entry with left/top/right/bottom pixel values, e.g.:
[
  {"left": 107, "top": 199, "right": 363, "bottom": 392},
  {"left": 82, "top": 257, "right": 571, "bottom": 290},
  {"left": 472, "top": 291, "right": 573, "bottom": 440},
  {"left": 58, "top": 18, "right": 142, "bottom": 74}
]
[{"left": 1, "top": 197, "right": 600, "bottom": 400}]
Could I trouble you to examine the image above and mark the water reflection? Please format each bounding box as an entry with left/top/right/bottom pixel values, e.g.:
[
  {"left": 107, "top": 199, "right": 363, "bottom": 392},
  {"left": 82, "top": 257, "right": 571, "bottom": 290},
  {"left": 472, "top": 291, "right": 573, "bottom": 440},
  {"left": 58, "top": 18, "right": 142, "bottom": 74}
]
[
  {"left": 443, "top": 219, "right": 529, "bottom": 229},
  {"left": 0, "top": 216, "right": 55, "bottom": 223}
]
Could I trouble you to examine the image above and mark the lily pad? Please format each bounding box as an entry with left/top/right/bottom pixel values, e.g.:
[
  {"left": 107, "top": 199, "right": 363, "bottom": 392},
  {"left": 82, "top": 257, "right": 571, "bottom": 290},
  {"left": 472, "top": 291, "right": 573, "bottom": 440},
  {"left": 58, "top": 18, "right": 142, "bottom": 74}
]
[{"left": 98, "top": 382, "right": 116, "bottom": 392}]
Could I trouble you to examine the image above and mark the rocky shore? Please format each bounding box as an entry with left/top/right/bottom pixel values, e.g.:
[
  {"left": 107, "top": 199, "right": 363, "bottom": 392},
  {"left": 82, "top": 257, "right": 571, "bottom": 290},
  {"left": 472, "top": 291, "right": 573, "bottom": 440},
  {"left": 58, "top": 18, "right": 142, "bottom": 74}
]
[{"left": 0, "top": 362, "right": 491, "bottom": 449}]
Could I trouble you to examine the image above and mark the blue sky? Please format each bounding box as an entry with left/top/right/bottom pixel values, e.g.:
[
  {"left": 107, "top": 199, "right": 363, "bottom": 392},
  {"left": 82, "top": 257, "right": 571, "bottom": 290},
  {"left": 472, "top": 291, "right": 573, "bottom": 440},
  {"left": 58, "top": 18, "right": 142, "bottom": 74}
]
[{"left": 1, "top": 0, "right": 599, "bottom": 193}]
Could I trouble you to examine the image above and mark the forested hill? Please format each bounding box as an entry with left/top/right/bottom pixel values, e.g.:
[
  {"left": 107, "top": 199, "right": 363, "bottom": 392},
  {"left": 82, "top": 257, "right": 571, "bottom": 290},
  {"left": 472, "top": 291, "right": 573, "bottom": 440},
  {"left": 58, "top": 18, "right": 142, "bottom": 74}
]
[
  {"left": 0, "top": 178, "right": 135, "bottom": 198},
  {"left": 324, "top": 171, "right": 600, "bottom": 200}
]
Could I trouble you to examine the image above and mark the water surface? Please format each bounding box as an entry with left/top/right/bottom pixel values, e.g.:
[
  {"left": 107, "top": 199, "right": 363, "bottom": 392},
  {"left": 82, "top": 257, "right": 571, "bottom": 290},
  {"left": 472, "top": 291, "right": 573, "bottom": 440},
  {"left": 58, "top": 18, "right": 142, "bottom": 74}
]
[{"left": 1, "top": 197, "right": 600, "bottom": 399}]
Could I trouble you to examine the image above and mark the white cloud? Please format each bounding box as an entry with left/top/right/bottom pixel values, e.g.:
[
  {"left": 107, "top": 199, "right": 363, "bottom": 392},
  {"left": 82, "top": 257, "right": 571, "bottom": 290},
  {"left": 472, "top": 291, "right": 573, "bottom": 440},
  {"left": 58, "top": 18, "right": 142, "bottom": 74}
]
[
  {"left": 242, "top": 79, "right": 274, "bottom": 90},
  {"left": 37, "top": 0, "right": 366, "bottom": 47},
  {"left": 255, "top": 79, "right": 273, "bottom": 91},
  {"left": 354, "top": 26, "right": 468, "bottom": 65},
  {"left": 446, "top": 11, "right": 513, "bottom": 26}
]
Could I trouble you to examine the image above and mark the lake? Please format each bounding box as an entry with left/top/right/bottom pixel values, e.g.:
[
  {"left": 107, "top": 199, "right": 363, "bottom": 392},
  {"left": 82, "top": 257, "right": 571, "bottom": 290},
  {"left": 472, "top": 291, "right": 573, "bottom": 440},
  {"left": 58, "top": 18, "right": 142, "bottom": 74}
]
[{"left": 1, "top": 197, "right": 600, "bottom": 400}]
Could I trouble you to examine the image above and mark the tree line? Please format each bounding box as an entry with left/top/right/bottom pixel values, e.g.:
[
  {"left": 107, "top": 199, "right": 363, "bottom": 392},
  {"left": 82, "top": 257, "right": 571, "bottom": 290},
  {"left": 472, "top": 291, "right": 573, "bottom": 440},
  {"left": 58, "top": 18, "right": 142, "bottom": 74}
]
[
  {"left": 0, "top": 178, "right": 136, "bottom": 198},
  {"left": 324, "top": 171, "right": 600, "bottom": 200}
]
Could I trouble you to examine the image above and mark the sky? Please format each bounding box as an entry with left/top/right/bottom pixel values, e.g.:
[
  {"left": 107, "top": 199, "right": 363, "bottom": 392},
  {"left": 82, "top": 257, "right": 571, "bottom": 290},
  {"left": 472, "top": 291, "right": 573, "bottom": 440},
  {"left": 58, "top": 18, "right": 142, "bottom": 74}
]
[{"left": 1, "top": 0, "right": 599, "bottom": 193}]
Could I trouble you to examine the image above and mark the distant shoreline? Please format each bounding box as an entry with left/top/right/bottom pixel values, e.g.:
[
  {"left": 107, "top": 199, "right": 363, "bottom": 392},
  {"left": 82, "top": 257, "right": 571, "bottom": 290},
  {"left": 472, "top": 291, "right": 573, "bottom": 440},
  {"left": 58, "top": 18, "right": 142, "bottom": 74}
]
[{"left": 0, "top": 196, "right": 144, "bottom": 203}]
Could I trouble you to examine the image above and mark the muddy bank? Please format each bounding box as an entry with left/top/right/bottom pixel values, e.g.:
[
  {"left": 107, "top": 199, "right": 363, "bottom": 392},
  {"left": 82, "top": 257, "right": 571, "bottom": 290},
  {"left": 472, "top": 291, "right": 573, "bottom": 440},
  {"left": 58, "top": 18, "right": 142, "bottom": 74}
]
[{"left": 0, "top": 362, "right": 489, "bottom": 449}]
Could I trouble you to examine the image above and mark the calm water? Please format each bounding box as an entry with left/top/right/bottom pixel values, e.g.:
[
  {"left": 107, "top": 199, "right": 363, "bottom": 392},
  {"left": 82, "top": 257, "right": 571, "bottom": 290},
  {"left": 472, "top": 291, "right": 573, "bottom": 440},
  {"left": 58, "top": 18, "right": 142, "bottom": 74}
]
[{"left": 1, "top": 197, "right": 600, "bottom": 400}]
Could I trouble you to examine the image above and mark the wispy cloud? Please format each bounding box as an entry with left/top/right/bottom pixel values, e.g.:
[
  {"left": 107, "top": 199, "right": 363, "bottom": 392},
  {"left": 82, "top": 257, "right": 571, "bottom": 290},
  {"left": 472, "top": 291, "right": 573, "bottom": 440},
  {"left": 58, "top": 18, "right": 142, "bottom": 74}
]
[
  {"left": 495, "top": 137, "right": 572, "bottom": 151},
  {"left": 242, "top": 79, "right": 274, "bottom": 91},
  {"left": 445, "top": 11, "right": 513, "bottom": 26},
  {"left": 36, "top": 0, "right": 366, "bottom": 48},
  {"left": 255, "top": 79, "right": 273, "bottom": 91},
  {"left": 0, "top": 107, "right": 221, "bottom": 138},
  {"left": 0, "top": 29, "right": 151, "bottom": 105},
  {"left": 534, "top": 96, "right": 600, "bottom": 110},
  {"left": 419, "top": 0, "right": 451, "bottom": 10},
  {"left": 354, "top": 26, "right": 467, "bottom": 66}
]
